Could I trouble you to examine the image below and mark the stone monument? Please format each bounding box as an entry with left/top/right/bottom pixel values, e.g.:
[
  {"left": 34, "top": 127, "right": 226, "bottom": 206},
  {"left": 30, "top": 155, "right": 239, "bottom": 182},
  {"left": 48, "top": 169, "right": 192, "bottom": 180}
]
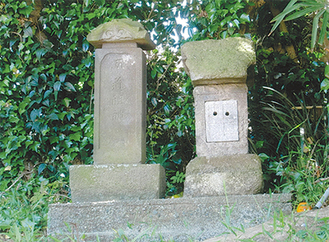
[
  {"left": 69, "top": 19, "right": 165, "bottom": 202},
  {"left": 48, "top": 23, "right": 291, "bottom": 242},
  {"left": 181, "top": 38, "right": 263, "bottom": 197}
]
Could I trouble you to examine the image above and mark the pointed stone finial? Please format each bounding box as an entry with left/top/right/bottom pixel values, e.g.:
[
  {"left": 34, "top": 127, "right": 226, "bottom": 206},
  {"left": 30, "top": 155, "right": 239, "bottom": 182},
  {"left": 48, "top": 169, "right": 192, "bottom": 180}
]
[{"left": 87, "top": 19, "right": 155, "bottom": 50}]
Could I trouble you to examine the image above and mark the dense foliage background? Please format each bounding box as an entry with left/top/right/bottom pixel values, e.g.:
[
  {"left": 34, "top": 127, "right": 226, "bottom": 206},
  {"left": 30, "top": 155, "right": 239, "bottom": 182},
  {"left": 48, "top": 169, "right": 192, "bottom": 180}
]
[{"left": 1, "top": 0, "right": 329, "bottom": 238}]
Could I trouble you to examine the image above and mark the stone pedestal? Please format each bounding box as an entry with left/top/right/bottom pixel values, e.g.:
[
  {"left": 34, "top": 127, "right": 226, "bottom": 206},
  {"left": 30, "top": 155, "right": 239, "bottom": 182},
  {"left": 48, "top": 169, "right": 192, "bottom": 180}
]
[
  {"left": 70, "top": 164, "right": 165, "bottom": 202},
  {"left": 182, "top": 38, "right": 263, "bottom": 197},
  {"left": 68, "top": 19, "right": 165, "bottom": 202},
  {"left": 184, "top": 155, "right": 263, "bottom": 197}
]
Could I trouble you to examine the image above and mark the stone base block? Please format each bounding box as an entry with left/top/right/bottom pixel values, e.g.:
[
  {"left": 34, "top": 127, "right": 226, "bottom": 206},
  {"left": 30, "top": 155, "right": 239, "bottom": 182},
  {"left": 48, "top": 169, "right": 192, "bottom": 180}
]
[
  {"left": 70, "top": 164, "right": 165, "bottom": 202},
  {"left": 184, "top": 154, "right": 263, "bottom": 197},
  {"left": 47, "top": 194, "right": 291, "bottom": 242}
]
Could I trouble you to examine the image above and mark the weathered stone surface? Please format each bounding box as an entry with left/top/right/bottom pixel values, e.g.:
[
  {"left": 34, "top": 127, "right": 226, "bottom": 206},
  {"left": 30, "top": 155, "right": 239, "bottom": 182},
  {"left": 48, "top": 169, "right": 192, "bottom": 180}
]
[
  {"left": 70, "top": 164, "right": 166, "bottom": 202},
  {"left": 48, "top": 194, "right": 292, "bottom": 242},
  {"left": 205, "top": 100, "right": 239, "bottom": 142},
  {"left": 87, "top": 19, "right": 155, "bottom": 50},
  {"left": 93, "top": 45, "right": 147, "bottom": 165},
  {"left": 182, "top": 38, "right": 260, "bottom": 198},
  {"left": 194, "top": 84, "right": 248, "bottom": 156},
  {"left": 184, "top": 155, "right": 263, "bottom": 197},
  {"left": 65, "top": 19, "right": 165, "bottom": 204},
  {"left": 181, "top": 38, "right": 255, "bottom": 85}
]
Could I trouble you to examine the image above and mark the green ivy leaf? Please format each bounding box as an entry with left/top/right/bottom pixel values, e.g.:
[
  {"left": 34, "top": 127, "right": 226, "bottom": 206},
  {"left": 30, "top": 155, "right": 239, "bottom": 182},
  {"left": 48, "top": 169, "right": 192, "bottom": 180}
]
[
  {"left": 59, "top": 73, "right": 66, "bottom": 83},
  {"left": 30, "top": 142, "right": 40, "bottom": 152},
  {"left": 63, "top": 98, "right": 71, "bottom": 107},
  {"left": 48, "top": 113, "right": 59, "bottom": 120},
  {"left": 325, "top": 65, "right": 329, "bottom": 79},
  {"left": 151, "top": 68, "right": 157, "bottom": 79},
  {"left": 64, "top": 82, "right": 76, "bottom": 92},
  {"left": 82, "top": 41, "right": 89, "bottom": 52},
  {"left": 258, "top": 153, "right": 269, "bottom": 162},
  {"left": 64, "top": 139, "right": 73, "bottom": 148},
  {"left": 321, "top": 78, "right": 329, "bottom": 91},
  {"left": 49, "top": 136, "right": 59, "bottom": 144},
  {"left": 44, "top": 90, "right": 52, "bottom": 99},
  {"left": 240, "top": 13, "right": 250, "bottom": 23},
  {"left": 151, "top": 97, "right": 157, "bottom": 107},
  {"left": 36, "top": 49, "right": 47, "bottom": 60},
  {"left": 53, "top": 81, "right": 61, "bottom": 91},
  {"left": 38, "top": 163, "right": 46, "bottom": 175},
  {"left": 30, "top": 109, "right": 41, "bottom": 121},
  {"left": 9, "top": 115, "right": 19, "bottom": 123},
  {"left": 69, "top": 132, "right": 81, "bottom": 141}
]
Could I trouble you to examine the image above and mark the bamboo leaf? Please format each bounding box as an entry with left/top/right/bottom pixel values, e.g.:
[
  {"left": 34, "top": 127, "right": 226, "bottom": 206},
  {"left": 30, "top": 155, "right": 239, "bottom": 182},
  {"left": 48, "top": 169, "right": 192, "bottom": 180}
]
[
  {"left": 270, "top": 15, "right": 286, "bottom": 35},
  {"left": 270, "top": 0, "right": 299, "bottom": 34},
  {"left": 262, "top": 107, "right": 290, "bottom": 118},
  {"left": 318, "top": 11, "right": 329, "bottom": 45},
  {"left": 277, "top": 133, "right": 287, "bottom": 152},
  {"left": 271, "top": 0, "right": 299, "bottom": 23},
  {"left": 311, "top": 9, "right": 325, "bottom": 48},
  {"left": 285, "top": 6, "right": 323, "bottom": 21},
  {"left": 325, "top": 65, "right": 329, "bottom": 78}
]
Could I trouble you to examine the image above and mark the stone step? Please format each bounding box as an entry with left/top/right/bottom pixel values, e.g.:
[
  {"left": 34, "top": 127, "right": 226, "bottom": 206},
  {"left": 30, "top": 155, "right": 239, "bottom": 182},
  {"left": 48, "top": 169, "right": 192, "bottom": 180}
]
[{"left": 48, "top": 193, "right": 291, "bottom": 241}]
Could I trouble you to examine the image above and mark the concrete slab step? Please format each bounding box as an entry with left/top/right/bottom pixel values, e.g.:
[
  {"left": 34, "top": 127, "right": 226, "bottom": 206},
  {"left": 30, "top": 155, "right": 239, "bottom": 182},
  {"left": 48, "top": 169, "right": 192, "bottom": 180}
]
[{"left": 48, "top": 193, "right": 291, "bottom": 241}]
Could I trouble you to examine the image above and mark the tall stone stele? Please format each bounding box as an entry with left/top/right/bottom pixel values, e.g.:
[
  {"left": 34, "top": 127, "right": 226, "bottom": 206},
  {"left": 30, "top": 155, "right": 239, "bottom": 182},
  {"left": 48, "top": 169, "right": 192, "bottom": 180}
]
[
  {"left": 69, "top": 19, "right": 166, "bottom": 202},
  {"left": 182, "top": 38, "right": 263, "bottom": 197}
]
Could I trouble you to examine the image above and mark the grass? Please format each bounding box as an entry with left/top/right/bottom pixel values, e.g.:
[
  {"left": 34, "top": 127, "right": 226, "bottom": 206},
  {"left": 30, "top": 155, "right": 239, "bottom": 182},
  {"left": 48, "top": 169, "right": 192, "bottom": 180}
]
[
  {"left": 0, "top": 176, "right": 69, "bottom": 242},
  {"left": 0, "top": 165, "right": 328, "bottom": 241},
  {"left": 0, "top": 181, "right": 328, "bottom": 242}
]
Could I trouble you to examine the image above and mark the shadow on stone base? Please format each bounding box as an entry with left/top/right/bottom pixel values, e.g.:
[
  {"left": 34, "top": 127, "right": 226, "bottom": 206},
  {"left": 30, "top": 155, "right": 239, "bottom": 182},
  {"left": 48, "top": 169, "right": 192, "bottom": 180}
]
[
  {"left": 184, "top": 154, "right": 263, "bottom": 197},
  {"left": 70, "top": 164, "right": 166, "bottom": 202}
]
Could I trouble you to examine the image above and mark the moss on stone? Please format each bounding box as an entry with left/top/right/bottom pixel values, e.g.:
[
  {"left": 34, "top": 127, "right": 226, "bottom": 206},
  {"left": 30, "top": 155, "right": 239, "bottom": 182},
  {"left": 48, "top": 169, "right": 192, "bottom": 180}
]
[{"left": 181, "top": 37, "right": 255, "bottom": 83}]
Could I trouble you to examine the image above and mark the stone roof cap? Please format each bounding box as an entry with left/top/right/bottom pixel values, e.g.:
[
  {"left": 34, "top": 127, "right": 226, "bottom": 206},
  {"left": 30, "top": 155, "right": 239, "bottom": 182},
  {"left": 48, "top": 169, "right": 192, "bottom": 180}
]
[
  {"left": 87, "top": 19, "right": 155, "bottom": 50},
  {"left": 181, "top": 37, "right": 256, "bottom": 85}
]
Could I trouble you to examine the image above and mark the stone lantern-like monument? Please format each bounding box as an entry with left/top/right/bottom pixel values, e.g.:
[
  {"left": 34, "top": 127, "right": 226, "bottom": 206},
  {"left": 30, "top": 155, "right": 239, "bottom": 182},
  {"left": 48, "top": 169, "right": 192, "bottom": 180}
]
[{"left": 181, "top": 38, "right": 263, "bottom": 197}]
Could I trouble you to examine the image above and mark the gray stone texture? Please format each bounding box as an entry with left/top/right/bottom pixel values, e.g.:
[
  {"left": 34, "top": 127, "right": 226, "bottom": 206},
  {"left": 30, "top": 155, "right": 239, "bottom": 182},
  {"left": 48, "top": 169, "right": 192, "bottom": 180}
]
[
  {"left": 194, "top": 84, "right": 248, "bottom": 156},
  {"left": 70, "top": 164, "right": 166, "bottom": 202},
  {"left": 93, "top": 44, "right": 147, "bottom": 165},
  {"left": 181, "top": 37, "right": 262, "bottom": 199},
  {"left": 87, "top": 18, "right": 155, "bottom": 50},
  {"left": 184, "top": 155, "right": 263, "bottom": 197},
  {"left": 67, "top": 19, "right": 166, "bottom": 203},
  {"left": 47, "top": 194, "right": 292, "bottom": 242},
  {"left": 205, "top": 100, "right": 239, "bottom": 142},
  {"left": 181, "top": 38, "right": 255, "bottom": 85}
]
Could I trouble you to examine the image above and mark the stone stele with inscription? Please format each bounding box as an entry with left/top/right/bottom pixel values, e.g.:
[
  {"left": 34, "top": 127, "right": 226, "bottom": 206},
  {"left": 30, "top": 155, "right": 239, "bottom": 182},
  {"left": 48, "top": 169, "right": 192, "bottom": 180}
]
[{"left": 69, "top": 19, "right": 165, "bottom": 203}]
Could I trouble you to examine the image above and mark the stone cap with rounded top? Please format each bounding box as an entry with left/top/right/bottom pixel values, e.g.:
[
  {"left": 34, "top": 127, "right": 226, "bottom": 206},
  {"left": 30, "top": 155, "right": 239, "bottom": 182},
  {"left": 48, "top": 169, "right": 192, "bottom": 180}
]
[
  {"left": 87, "top": 19, "right": 155, "bottom": 50},
  {"left": 181, "top": 37, "right": 255, "bottom": 86}
]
